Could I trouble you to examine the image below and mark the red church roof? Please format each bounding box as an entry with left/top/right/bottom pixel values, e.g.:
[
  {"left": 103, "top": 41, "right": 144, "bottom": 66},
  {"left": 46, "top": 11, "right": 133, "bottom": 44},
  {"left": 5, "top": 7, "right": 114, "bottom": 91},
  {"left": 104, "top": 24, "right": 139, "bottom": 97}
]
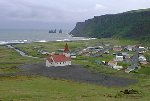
[
  {"left": 64, "top": 43, "right": 70, "bottom": 53},
  {"left": 47, "top": 54, "right": 71, "bottom": 63}
]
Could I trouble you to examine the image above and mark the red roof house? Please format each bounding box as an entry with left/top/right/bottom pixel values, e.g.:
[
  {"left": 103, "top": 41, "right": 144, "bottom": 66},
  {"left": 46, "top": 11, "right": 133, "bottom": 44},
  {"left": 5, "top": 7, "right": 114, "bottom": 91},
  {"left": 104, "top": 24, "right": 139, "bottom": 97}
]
[{"left": 46, "top": 43, "right": 71, "bottom": 67}]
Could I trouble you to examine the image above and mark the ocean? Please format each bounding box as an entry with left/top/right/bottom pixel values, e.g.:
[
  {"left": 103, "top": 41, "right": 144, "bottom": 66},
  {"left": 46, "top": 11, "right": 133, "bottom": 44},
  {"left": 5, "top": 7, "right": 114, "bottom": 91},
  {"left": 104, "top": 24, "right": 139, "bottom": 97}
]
[{"left": 0, "top": 29, "right": 89, "bottom": 45}]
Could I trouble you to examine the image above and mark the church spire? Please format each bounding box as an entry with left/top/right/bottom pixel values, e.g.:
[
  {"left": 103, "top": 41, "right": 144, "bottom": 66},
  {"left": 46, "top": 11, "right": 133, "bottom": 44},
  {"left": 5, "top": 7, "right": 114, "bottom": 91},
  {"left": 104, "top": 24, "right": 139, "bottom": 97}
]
[{"left": 64, "top": 43, "right": 70, "bottom": 53}]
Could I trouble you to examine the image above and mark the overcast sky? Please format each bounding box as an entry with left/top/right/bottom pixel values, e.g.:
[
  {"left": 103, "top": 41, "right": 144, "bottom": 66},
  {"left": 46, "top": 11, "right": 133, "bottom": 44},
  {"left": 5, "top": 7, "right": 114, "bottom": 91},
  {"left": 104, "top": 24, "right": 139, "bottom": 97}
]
[{"left": 0, "top": 0, "right": 150, "bottom": 30}]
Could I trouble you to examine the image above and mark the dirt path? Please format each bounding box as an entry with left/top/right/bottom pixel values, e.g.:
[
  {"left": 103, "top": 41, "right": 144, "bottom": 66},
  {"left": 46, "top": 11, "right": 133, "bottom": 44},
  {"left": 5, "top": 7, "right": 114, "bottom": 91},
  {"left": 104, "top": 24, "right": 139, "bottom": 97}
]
[{"left": 13, "top": 63, "right": 137, "bottom": 87}]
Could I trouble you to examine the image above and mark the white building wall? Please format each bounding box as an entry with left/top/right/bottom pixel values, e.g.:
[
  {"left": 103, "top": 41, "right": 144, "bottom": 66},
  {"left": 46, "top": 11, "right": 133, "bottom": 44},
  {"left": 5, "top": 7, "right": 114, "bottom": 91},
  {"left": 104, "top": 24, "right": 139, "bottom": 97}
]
[
  {"left": 113, "top": 66, "right": 123, "bottom": 70},
  {"left": 46, "top": 60, "right": 55, "bottom": 67},
  {"left": 66, "top": 61, "right": 71, "bottom": 65},
  {"left": 116, "top": 56, "right": 124, "bottom": 61},
  {"left": 63, "top": 53, "right": 70, "bottom": 57}
]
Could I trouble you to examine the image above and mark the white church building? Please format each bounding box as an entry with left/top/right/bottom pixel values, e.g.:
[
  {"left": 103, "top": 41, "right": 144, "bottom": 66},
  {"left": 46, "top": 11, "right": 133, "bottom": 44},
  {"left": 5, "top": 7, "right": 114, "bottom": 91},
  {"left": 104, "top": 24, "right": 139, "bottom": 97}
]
[{"left": 46, "top": 43, "right": 71, "bottom": 67}]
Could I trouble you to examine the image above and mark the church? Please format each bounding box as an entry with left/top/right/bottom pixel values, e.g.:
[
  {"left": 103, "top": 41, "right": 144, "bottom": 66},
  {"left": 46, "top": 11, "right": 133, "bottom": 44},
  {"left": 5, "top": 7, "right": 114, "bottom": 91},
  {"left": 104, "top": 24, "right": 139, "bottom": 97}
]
[{"left": 46, "top": 43, "right": 71, "bottom": 67}]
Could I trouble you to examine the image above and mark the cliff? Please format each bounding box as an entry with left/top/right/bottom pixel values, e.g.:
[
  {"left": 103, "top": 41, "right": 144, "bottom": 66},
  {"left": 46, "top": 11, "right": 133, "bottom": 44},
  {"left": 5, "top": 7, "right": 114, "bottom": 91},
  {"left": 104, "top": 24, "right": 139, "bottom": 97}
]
[{"left": 70, "top": 8, "right": 150, "bottom": 41}]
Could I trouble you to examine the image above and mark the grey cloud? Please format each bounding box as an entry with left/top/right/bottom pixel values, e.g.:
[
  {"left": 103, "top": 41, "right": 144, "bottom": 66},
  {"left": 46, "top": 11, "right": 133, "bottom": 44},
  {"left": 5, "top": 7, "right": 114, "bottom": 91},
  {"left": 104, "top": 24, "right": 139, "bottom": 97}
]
[
  {"left": 0, "top": 0, "right": 65, "bottom": 22},
  {"left": 0, "top": 0, "right": 150, "bottom": 29}
]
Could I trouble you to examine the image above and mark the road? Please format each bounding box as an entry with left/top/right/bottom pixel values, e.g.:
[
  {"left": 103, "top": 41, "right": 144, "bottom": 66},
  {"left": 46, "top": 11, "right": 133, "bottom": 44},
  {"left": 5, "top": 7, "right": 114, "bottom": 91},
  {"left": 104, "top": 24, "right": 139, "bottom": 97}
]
[{"left": 128, "top": 46, "right": 139, "bottom": 71}]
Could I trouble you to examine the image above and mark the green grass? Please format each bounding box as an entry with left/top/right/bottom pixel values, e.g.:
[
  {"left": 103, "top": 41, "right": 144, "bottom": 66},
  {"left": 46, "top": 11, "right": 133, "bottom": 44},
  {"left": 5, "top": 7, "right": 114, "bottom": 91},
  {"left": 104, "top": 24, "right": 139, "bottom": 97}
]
[
  {"left": 0, "top": 46, "right": 43, "bottom": 74},
  {"left": 1, "top": 38, "right": 150, "bottom": 100},
  {"left": 0, "top": 75, "right": 150, "bottom": 101},
  {"left": 14, "top": 39, "right": 139, "bottom": 57},
  {"left": 72, "top": 56, "right": 118, "bottom": 74}
]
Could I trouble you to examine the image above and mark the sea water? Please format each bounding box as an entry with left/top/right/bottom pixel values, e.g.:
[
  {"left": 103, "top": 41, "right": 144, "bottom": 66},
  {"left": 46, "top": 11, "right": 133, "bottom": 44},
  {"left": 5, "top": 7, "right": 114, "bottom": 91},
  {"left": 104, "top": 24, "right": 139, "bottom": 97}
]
[{"left": 0, "top": 29, "right": 88, "bottom": 44}]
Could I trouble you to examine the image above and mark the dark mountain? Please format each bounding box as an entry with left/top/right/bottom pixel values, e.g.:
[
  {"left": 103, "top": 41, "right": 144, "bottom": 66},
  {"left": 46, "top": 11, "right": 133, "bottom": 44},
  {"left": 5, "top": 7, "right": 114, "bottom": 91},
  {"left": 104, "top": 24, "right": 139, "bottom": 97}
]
[{"left": 70, "top": 8, "right": 150, "bottom": 41}]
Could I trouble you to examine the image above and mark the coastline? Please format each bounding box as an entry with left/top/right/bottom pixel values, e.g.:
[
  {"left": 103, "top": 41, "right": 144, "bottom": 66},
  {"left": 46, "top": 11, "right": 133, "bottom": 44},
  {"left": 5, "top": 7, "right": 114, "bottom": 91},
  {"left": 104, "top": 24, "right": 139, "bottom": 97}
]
[
  {"left": 0, "top": 37, "right": 96, "bottom": 45},
  {"left": 0, "top": 32, "right": 94, "bottom": 45}
]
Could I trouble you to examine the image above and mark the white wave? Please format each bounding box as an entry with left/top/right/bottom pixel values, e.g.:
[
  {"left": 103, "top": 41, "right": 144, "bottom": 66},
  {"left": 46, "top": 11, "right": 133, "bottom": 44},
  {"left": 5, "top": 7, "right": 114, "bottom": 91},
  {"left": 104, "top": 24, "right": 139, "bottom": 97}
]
[
  {"left": 0, "top": 41, "right": 8, "bottom": 45},
  {"left": 0, "top": 40, "right": 25, "bottom": 45},
  {"left": 35, "top": 40, "right": 47, "bottom": 43},
  {"left": 56, "top": 40, "right": 63, "bottom": 42}
]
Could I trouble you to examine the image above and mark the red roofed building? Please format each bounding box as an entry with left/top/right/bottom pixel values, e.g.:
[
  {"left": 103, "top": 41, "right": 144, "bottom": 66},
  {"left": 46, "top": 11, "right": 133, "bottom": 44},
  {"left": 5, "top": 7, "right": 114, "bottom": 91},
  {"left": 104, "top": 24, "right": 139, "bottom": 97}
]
[{"left": 46, "top": 43, "right": 71, "bottom": 67}]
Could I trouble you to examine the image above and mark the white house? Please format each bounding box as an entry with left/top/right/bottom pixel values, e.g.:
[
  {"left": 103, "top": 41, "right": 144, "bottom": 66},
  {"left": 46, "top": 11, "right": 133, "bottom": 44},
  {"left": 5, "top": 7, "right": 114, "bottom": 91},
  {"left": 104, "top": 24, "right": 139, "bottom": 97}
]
[
  {"left": 139, "top": 55, "right": 146, "bottom": 62},
  {"left": 113, "top": 66, "right": 123, "bottom": 70},
  {"left": 116, "top": 55, "right": 124, "bottom": 61},
  {"left": 46, "top": 43, "right": 71, "bottom": 67},
  {"left": 139, "top": 46, "right": 146, "bottom": 54},
  {"left": 115, "top": 53, "right": 124, "bottom": 61}
]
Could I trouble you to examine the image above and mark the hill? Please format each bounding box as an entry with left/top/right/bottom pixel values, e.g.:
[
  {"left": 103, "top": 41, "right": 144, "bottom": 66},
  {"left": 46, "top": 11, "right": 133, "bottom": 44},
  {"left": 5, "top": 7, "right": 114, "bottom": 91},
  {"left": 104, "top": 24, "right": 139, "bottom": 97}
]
[{"left": 69, "top": 8, "right": 150, "bottom": 41}]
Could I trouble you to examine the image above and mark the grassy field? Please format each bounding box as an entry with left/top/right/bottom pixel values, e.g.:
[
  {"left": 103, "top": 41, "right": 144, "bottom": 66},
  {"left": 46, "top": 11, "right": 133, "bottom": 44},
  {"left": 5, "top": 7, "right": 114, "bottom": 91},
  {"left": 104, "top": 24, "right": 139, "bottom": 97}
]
[
  {"left": 0, "top": 46, "right": 43, "bottom": 74},
  {"left": 14, "top": 38, "right": 139, "bottom": 57},
  {"left": 1, "top": 38, "right": 150, "bottom": 101},
  {"left": 0, "top": 75, "right": 150, "bottom": 101}
]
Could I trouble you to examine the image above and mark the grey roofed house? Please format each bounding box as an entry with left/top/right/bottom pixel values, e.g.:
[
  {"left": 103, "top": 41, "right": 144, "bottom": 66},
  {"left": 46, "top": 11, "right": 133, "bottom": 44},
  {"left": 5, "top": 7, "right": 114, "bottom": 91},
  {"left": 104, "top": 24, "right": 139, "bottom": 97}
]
[
  {"left": 125, "top": 66, "right": 139, "bottom": 73},
  {"left": 94, "top": 46, "right": 103, "bottom": 51},
  {"left": 70, "top": 53, "right": 77, "bottom": 58},
  {"left": 122, "top": 52, "right": 128, "bottom": 56},
  {"left": 104, "top": 44, "right": 110, "bottom": 47},
  {"left": 104, "top": 50, "right": 109, "bottom": 54},
  {"left": 125, "top": 67, "right": 134, "bottom": 73},
  {"left": 38, "top": 50, "right": 49, "bottom": 55},
  {"left": 139, "top": 46, "right": 146, "bottom": 54},
  {"left": 117, "top": 53, "right": 123, "bottom": 56},
  {"left": 125, "top": 45, "right": 135, "bottom": 51},
  {"left": 139, "top": 55, "right": 146, "bottom": 62}
]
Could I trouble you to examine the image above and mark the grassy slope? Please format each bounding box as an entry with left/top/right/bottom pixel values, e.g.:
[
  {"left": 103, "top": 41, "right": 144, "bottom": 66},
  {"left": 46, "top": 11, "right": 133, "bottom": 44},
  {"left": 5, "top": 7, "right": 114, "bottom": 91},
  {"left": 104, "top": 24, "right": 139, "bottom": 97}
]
[
  {"left": 0, "top": 76, "right": 150, "bottom": 101},
  {"left": 70, "top": 8, "right": 150, "bottom": 42},
  {"left": 0, "top": 46, "right": 42, "bottom": 73},
  {"left": 0, "top": 39, "right": 150, "bottom": 100}
]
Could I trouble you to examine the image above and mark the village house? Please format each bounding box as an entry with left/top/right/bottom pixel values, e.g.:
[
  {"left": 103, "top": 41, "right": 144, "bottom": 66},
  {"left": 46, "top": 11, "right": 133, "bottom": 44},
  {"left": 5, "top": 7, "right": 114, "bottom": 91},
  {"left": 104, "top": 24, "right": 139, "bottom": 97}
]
[
  {"left": 139, "top": 55, "right": 146, "bottom": 62},
  {"left": 108, "top": 60, "right": 123, "bottom": 70},
  {"left": 113, "top": 66, "right": 123, "bottom": 70},
  {"left": 113, "top": 45, "right": 122, "bottom": 52},
  {"left": 104, "top": 50, "right": 109, "bottom": 54},
  {"left": 46, "top": 43, "right": 71, "bottom": 67},
  {"left": 104, "top": 44, "right": 110, "bottom": 47},
  {"left": 139, "top": 46, "right": 146, "bottom": 54},
  {"left": 108, "top": 60, "right": 117, "bottom": 67},
  {"left": 38, "top": 50, "right": 49, "bottom": 55},
  {"left": 115, "top": 53, "right": 124, "bottom": 61},
  {"left": 122, "top": 52, "right": 130, "bottom": 60},
  {"left": 70, "top": 53, "right": 77, "bottom": 58},
  {"left": 125, "top": 67, "right": 135, "bottom": 73},
  {"left": 125, "top": 45, "right": 134, "bottom": 51},
  {"left": 140, "top": 61, "right": 148, "bottom": 65}
]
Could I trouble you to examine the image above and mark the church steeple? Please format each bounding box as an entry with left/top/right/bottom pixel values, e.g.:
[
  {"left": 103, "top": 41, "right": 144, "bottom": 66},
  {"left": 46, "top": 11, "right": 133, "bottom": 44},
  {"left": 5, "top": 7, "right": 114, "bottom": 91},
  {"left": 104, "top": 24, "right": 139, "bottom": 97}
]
[
  {"left": 64, "top": 43, "right": 70, "bottom": 53},
  {"left": 63, "top": 43, "right": 70, "bottom": 57}
]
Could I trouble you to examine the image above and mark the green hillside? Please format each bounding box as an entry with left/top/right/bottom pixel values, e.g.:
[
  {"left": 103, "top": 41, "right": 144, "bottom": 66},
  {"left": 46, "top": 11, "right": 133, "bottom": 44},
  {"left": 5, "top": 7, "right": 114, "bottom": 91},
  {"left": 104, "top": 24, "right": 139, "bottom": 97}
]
[{"left": 70, "top": 8, "right": 150, "bottom": 42}]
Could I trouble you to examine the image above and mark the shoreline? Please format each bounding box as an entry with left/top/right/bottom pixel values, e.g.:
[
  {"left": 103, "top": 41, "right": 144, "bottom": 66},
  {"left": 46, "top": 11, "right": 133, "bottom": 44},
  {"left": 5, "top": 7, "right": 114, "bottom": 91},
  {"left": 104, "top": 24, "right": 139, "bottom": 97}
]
[{"left": 0, "top": 32, "right": 93, "bottom": 45}]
